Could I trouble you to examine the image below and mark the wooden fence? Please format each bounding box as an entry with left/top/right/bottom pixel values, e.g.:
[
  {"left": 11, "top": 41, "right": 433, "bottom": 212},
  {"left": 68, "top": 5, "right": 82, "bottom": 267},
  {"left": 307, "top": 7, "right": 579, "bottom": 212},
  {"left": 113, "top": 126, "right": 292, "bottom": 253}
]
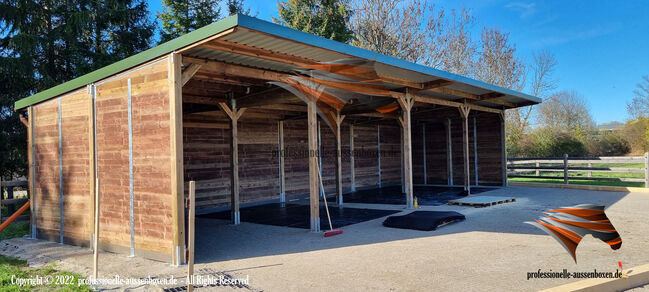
[
  {"left": 0, "top": 180, "right": 29, "bottom": 222},
  {"left": 507, "top": 153, "right": 649, "bottom": 187}
]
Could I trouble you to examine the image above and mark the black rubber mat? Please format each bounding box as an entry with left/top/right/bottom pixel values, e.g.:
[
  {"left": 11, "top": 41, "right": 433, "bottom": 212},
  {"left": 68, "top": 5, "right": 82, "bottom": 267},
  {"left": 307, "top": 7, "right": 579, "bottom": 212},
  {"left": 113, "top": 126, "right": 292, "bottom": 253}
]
[
  {"left": 383, "top": 211, "right": 466, "bottom": 231},
  {"left": 335, "top": 185, "right": 496, "bottom": 205},
  {"left": 199, "top": 203, "right": 400, "bottom": 230}
]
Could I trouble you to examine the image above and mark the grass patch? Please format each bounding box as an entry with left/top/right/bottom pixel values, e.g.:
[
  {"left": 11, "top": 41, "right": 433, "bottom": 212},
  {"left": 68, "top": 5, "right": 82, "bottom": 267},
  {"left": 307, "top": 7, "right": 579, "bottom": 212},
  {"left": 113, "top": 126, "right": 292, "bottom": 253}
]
[
  {"left": 0, "top": 254, "right": 90, "bottom": 291},
  {"left": 0, "top": 222, "right": 30, "bottom": 240},
  {"left": 509, "top": 177, "right": 645, "bottom": 187}
]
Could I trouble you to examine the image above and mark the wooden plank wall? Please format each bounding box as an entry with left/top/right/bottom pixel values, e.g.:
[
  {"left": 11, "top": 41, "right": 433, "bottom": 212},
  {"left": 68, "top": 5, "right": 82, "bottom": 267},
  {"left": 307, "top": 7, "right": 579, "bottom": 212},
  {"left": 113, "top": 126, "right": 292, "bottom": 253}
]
[
  {"left": 183, "top": 110, "right": 404, "bottom": 210},
  {"left": 95, "top": 59, "right": 173, "bottom": 254},
  {"left": 411, "top": 110, "right": 503, "bottom": 186},
  {"left": 33, "top": 99, "right": 61, "bottom": 240},
  {"left": 352, "top": 124, "right": 379, "bottom": 188},
  {"left": 60, "top": 91, "right": 91, "bottom": 242},
  {"left": 474, "top": 113, "right": 504, "bottom": 185},
  {"left": 379, "top": 123, "right": 401, "bottom": 185}
]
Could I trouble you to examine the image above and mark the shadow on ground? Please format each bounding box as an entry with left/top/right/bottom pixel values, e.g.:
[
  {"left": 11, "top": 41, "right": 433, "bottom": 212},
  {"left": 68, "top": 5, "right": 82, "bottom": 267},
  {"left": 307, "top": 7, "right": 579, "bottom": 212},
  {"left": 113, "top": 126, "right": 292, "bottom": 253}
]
[{"left": 194, "top": 185, "right": 629, "bottom": 263}]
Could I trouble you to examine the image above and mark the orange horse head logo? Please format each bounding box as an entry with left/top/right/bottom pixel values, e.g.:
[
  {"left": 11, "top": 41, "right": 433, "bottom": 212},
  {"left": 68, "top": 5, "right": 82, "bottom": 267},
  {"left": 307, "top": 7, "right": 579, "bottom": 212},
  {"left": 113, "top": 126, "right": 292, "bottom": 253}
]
[{"left": 526, "top": 204, "right": 621, "bottom": 263}]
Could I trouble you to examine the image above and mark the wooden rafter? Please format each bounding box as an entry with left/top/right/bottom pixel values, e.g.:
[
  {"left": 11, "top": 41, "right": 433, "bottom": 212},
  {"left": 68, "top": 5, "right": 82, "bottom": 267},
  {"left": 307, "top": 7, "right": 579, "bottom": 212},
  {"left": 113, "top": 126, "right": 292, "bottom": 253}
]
[
  {"left": 181, "top": 63, "right": 202, "bottom": 86},
  {"left": 201, "top": 40, "right": 316, "bottom": 67}
]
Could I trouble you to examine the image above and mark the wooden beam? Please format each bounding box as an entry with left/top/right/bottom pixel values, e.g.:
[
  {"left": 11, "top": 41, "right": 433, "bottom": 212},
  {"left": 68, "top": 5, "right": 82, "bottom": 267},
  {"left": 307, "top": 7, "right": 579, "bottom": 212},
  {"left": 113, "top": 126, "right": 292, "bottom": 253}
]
[
  {"left": 183, "top": 95, "right": 228, "bottom": 105},
  {"left": 183, "top": 56, "right": 290, "bottom": 82},
  {"left": 201, "top": 40, "right": 316, "bottom": 67},
  {"left": 308, "top": 102, "right": 320, "bottom": 232},
  {"left": 430, "top": 87, "right": 479, "bottom": 100},
  {"left": 420, "top": 79, "right": 453, "bottom": 91},
  {"left": 237, "top": 90, "right": 302, "bottom": 108},
  {"left": 181, "top": 64, "right": 202, "bottom": 86},
  {"left": 168, "top": 53, "right": 185, "bottom": 265}
]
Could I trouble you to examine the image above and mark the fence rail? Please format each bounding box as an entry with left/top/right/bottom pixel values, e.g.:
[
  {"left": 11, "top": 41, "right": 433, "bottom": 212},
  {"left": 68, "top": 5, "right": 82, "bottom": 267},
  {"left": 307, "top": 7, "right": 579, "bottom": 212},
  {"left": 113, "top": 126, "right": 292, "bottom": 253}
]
[
  {"left": 507, "top": 153, "right": 649, "bottom": 187},
  {"left": 0, "top": 179, "right": 29, "bottom": 223}
]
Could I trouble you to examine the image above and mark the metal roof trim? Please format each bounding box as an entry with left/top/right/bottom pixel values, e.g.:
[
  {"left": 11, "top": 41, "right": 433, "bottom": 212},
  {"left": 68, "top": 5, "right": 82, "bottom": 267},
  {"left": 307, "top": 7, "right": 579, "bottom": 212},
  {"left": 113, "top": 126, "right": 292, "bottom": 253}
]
[
  {"left": 15, "top": 13, "right": 540, "bottom": 110},
  {"left": 14, "top": 14, "right": 240, "bottom": 110},
  {"left": 236, "top": 15, "right": 541, "bottom": 104}
]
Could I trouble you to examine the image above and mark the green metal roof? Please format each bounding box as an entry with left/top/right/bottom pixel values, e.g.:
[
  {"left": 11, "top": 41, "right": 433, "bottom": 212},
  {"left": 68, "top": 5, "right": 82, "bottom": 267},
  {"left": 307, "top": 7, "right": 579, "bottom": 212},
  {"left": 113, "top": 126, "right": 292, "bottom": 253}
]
[
  {"left": 14, "top": 14, "right": 239, "bottom": 110},
  {"left": 15, "top": 13, "right": 540, "bottom": 110}
]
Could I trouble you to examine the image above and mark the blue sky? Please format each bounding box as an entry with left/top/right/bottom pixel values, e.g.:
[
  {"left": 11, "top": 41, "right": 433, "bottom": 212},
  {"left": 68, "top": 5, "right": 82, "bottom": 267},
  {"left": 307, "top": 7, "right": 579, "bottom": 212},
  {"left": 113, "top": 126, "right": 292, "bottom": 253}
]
[{"left": 147, "top": 0, "right": 649, "bottom": 124}]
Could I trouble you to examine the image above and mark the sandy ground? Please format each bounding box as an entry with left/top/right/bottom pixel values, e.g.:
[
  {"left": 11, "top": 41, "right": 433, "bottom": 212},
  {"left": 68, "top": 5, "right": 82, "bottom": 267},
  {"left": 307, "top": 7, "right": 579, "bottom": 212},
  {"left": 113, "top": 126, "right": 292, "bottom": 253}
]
[{"left": 2, "top": 186, "right": 649, "bottom": 291}]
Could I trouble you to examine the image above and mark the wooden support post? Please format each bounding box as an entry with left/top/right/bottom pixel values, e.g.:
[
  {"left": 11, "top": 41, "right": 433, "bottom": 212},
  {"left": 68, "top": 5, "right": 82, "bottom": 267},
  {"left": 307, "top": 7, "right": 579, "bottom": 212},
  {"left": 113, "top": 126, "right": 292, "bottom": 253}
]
[
  {"left": 536, "top": 162, "right": 540, "bottom": 176},
  {"left": 644, "top": 152, "right": 649, "bottom": 188},
  {"left": 587, "top": 162, "right": 592, "bottom": 177},
  {"left": 349, "top": 124, "right": 355, "bottom": 192},
  {"left": 446, "top": 119, "right": 453, "bottom": 186},
  {"left": 459, "top": 104, "right": 471, "bottom": 193},
  {"left": 499, "top": 112, "right": 507, "bottom": 186},
  {"left": 422, "top": 123, "right": 427, "bottom": 185},
  {"left": 278, "top": 121, "right": 285, "bottom": 205},
  {"left": 93, "top": 178, "right": 100, "bottom": 281},
  {"left": 307, "top": 103, "right": 320, "bottom": 232},
  {"left": 187, "top": 181, "right": 196, "bottom": 292},
  {"left": 169, "top": 53, "right": 186, "bottom": 265},
  {"left": 218, "top": 101, "right": 246, "bottom": 225},
  {"left": 563, "top": 153, "right": 569, "bottom": 185},
  {"left": 332, "top": 112, "right": 345, "bottom": 206},
  {"left": 397, "top": 90, "right": 415, "bottom": 209},
  {"left": 318, "top": 121, "right": 323, "bottom": 198},
  {"left": 473, "top": 117, "right": 478, "bottom": 186},
  {"left": 27, "top": 106, "right": 36, "bottom": 239}
]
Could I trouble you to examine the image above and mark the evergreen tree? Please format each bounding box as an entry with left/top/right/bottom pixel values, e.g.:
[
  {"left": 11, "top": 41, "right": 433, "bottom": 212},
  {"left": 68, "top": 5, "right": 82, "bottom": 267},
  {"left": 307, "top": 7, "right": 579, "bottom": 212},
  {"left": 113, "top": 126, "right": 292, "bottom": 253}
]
[
  {"left": 273, "top": 0, "right": 353, "bottom": 43},
  {"left": 226, "top": 0, "right": 252, "bottom": 16},
  {"left": 158, "top": 0, "right": 222, "bottom": 42},
  {"left": 0, "top": 0, "right": 154, "bottom": 179}
]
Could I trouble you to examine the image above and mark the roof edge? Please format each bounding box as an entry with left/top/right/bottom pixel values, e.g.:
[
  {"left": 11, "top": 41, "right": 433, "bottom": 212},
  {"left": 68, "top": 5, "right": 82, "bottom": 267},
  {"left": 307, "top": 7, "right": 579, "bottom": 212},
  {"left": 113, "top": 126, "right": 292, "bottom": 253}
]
[
  {"left": 14, "top": 14, "right": 240, "bottom": 110},
  {"left": 237, "top": 14, "right": 541, "bottom": 104}
]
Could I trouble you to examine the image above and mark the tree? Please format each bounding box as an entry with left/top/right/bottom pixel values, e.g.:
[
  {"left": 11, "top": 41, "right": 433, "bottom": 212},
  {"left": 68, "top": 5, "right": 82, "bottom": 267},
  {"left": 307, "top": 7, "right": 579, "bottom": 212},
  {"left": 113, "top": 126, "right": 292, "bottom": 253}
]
[
  {"left": 350, "top": 0, "right": 427, "bottom": 62},
  {"left": 226, "top": 0, "right": 254, "bottom": 16},
  {"left": 475, "top": 27, "right": 526, "bottom": 90},
  {"left": 626, "top": 75, "right": 649, "bottom": 120},
  {"left": 537, "top": 90, "right": 596, "bottom": 138},
  {"left": 274, "top": 0, "right": 353, "bottom": 43},
  {"left": 426, "top": 8, "right": 476, "bottom": 76},
  {"left": 158, "top": 0, "right": 222, "bottom": 42},
  {"left": 0, "top": 0, "right": 155, "bottom": 179},
  {"left": 516, "top": 50, "right": 557, "bottom": 132}
]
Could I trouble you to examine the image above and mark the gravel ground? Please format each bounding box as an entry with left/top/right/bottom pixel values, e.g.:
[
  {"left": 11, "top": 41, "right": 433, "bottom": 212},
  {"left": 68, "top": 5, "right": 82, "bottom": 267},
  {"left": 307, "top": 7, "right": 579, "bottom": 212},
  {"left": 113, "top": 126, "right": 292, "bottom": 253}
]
[{"left": 1, "top": 186, "right": 648, "bottom": 291}]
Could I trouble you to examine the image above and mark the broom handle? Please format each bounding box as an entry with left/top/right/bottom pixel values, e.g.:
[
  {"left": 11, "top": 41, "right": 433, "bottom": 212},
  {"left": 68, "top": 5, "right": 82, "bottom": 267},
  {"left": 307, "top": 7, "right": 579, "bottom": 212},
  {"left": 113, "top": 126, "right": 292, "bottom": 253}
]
[{"left": 316, "top": 161, "right": 334, "bottom": 231}]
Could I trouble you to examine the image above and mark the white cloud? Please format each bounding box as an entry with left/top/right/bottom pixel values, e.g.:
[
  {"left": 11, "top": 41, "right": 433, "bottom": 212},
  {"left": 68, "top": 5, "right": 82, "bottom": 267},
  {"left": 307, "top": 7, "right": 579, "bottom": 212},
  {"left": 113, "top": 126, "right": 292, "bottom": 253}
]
[{"left": 505, "top": 2, "right": 537, "bottom": 18}]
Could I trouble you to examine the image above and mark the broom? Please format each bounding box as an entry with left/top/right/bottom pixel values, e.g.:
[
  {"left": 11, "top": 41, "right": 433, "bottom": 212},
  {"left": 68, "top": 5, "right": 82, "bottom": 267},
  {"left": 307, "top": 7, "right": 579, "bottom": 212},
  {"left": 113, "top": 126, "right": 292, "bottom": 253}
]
[{"left": 316, "top": 161, "right": 343, "bottom": 237}]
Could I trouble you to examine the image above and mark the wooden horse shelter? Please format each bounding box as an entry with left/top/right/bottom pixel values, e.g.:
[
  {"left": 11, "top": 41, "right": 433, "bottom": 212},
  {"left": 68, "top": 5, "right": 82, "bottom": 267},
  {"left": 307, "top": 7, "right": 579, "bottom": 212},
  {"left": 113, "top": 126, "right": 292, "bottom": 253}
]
[{"left": 13, "top": 14, "right": 541, "bottom": 264}]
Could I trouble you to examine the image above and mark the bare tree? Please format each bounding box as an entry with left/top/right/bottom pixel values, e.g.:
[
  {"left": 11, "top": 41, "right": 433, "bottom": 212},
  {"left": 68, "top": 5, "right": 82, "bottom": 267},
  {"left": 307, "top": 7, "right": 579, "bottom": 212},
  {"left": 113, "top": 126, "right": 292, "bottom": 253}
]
[
  {"left": 426, "top": 8, "right": 476, "bottom": 76},
  {"left": 350, "top": 0, "right": 477, "bottom": 74},
  {"left": 626, "top": 75, "right": 649, "bottom": 120},
  {"left": 538, "top": 90, "right": 596, "bottom": 135},
  {"left": 518, "top": 50, "right": 557, "bottom": 131},
  {"left": 350, "top": 0, "right": 429, "bottom": 63},
  {"left": 475, "top": 27, "right": 526, "bottom": 91}
]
